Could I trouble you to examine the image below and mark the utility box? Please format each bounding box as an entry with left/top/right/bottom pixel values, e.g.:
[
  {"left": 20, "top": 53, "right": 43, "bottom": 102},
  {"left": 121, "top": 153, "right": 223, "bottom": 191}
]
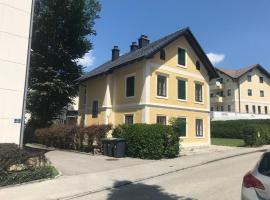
[{"left": 102, "top": 138, "right": 126, "bottom": 158}]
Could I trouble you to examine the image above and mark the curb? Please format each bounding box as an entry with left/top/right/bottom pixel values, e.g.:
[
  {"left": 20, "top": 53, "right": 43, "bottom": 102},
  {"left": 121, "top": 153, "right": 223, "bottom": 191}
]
[{"left": 59, "top": 147, "right": 269, "bottom": 200}]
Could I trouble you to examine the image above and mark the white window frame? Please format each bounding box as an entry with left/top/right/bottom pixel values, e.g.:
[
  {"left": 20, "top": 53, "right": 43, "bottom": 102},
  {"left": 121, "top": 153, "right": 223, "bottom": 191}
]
[
  {"left": 156, "top": 115, "right": 167, "bottom": 125},
  {"left": 124, "top": 73, "right": 136, "bottom": 99},
  {"left": 177, "top": 47, "right": 187, "bottom": 68},
  {"left": 260, "top": 90, "right": 264, "bottom": 97},
  {"left": 124, "top": 113, "right": 134, "bottom": 125},
  {"left": 195, "top": 118, "right": 204, "bottom": 138},
  {"left": 176, "top": 77, "right": 188, "bottom": 102},
  {"left": 194, "top": 81, "right": 204, "bottom": 104},
  {"left": 156, "top": 72, "right": 169, "bottom": 99}
]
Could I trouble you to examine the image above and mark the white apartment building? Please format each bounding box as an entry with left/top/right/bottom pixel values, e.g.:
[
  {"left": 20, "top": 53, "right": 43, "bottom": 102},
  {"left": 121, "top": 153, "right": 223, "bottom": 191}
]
[{"left": 0, "top": 0, "right": 34, "bottom": 144}]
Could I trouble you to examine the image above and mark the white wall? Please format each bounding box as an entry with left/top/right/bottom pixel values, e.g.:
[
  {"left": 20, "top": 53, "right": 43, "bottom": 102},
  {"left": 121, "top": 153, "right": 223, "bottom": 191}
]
[
  {"left": 0, "top": 0, "right": 33, "bottom": 144},
  {"left": 211, "top": 111, "right": 270, "bottom": 121}
]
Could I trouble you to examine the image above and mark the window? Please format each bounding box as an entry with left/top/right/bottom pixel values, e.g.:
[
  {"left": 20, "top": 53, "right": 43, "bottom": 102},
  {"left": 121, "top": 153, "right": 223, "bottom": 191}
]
[
  {"left": 178, "top": 79, "right": 186, "bottom": 100},
  {"left": 83, "top": 88, "right": 87, "bottom": 105},
  {"left": 125, "top": 75, "right": 135, "bottom": 97},
  {"left": 210, "top": 93, "right": 214, "bottom": 98},
  {"left": 246, "top": 105, "right": 249, "bottom": 113},
  {"left": 160, "top": 49, "right": 165, "bottom": 60},
  {"left": 260, "top": 77, "right": 264, "bottom": 83},
  {"left": 196, "top": 119, "right": 203, "bottom": 137},
  {"left": 217, "top": 78, "right": 223, "bottom": 84},
  {"left": 92, "top": 101, "right": 98, "bottom": 118},
  {"left": 260, "top": 90, "right": 264, "bottom": 97},
  {"left": 211, "top": 107, "right": 214, "bottom": 111},
  {"left": 196, "top": 61, "right": 201, "bottom": 70},
  {"left": 247, "top": 75, "right": 252, "bottom": 82},
  {"left": 265, "top": 106, "right": 268, "bottom": 114},
  {"left": 157, "top": 75, "right": 167, "bottom": 97},
  {"left": 227, "top": 89, "right": 231, "bottom": 96},
  {"left": 228, "top": 105, "right": 231, "bottom": 112},
  {"left": 195, "top": 83, "right": 203, "bottom": 102},
  {"left": 221, "top": 106, "right": 224, "bottom": 111},
  {"left": 258, "top": 106, "right": 261, "bottom": 114},
  {"left": 216, "top": 106, "right": 219, "bottom": 111},
  {"left": 248, "top": 89, "right": 252, "bottom": 96},
  {"left": 253, "top": 105, "right": 256, "bottom": 114},
  {"left": 125, "top": 114, "right": 134, "bottom": 125},
  {"left": 156, "top": 116, "right": 166, "bottom": 125},
  {"left": 217, "top": 91, "right": 224, "bottom": 97},
  {"left": 177, "top": 118, "right": 187, "bottom": 137},
  {"left": 178, "top": 48, "right": 186, "bottom": 66}
]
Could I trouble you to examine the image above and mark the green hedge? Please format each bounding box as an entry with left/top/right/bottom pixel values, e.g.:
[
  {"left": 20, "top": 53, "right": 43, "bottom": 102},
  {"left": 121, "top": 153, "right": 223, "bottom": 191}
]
[
  {"left": 112, "top": 124, "right": 179, "bottom": 159},
  {"left": 211, "top": 119, "right": 270, "bottom": 139},
  {"left": 0, "top": 166, "right": 58, "bottom": 187}
]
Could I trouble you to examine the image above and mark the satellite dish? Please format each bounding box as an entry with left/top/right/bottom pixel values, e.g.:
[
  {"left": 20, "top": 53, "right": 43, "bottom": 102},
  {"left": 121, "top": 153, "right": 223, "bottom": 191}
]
[{"left": 216, "top": 81, "right": 221, "bottom": 86}]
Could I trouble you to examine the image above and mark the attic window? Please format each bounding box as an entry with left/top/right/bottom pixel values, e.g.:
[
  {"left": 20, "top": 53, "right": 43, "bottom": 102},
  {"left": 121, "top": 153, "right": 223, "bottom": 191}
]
[
  {"left": 160, "top": 49, "right": 165, "bottom": 60},
  {"left": 196, "top": 61, "right": 201, "bottom": 70}
]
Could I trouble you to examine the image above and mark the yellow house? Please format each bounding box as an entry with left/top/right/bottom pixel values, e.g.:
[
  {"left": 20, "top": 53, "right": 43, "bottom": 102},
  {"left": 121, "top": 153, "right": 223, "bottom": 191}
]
[
  {"left": 210, "top": 64, "right": 270, "bottom": 115},
  {"left": 77, "top": 28, "right": 218, "bottom": 146}
]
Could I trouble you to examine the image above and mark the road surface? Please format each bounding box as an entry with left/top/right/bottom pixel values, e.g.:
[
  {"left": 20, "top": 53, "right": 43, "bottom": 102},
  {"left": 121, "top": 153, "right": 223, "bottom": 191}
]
[{"left": 73, "top": 152, "right": 262, "bottom": 200}]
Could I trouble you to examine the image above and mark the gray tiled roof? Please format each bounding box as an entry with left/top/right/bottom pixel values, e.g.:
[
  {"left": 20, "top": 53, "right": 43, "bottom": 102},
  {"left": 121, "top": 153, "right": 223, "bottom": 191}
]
[
  {"left": 77, "top": 27, "right": 218, "bottom": 82},
  {"left": 217, "top": 64, "right": 270, "bottom": 79}
]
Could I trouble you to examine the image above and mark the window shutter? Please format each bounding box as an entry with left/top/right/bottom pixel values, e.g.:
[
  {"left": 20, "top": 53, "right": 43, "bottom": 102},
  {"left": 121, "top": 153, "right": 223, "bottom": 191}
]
[
  {"left": 178, "top": 48, "right": 186, "bottom": 66},
  {"left": 178, "top": 80, "right": 186, "bottom": 100}
]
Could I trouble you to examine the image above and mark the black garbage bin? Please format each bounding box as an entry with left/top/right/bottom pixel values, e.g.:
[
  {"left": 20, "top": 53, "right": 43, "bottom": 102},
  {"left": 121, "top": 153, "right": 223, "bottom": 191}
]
[{"left": 102, "top": 138, "right": 126, "bottom": 158}]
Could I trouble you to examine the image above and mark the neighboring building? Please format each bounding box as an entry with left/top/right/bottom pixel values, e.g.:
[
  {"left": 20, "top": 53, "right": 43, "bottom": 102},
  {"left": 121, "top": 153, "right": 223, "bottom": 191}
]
[
  {"left": 210, "top": 64, "right": 270, "bottom": 117},
  {"left": 0, "top": 0, "right": 34, "bottom": 144},
  {"left": 77, "top": 28, "right": 218, "bottom": 146}
]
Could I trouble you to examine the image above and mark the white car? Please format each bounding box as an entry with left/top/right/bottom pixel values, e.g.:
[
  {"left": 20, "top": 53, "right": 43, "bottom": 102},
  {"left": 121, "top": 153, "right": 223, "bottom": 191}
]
[{"left": 242, "top": 151, "right": 270, "bottom": 200}]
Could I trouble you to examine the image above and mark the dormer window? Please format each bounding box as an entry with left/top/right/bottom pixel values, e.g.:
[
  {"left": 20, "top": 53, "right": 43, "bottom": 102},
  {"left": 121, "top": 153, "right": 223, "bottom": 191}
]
[
  {"left": 247, "top": 75, "right": 252, "bottom": 82},
  {"left": 178, "top": 48, "right": 186, "bottom": 66},
  {"left": 260, "top": 77, "right": 264, "bottom": 83},
  {"left": 196, "top": 61, "right": 201, "bottom": 70}
]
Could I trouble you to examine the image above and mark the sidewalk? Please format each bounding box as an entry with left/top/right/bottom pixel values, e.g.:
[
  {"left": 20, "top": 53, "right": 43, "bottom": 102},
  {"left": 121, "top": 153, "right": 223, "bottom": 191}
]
[{"left": 0, "top": 145, "right": 269, "bottom": 200}]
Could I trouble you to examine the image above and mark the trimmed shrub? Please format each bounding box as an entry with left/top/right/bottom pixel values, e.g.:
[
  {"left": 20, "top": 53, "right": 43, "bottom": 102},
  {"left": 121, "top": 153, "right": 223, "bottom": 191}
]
[
  {"left": 242, "top": 125, "right": 267, "bottom": 146},
  {"left": 112, "top": 124, "right": 179, "bottom": 159},
  {"left": 0, "top": 166, "right": 58, "bottom": 187},
  {"left": 35, "top": 124, "right": 112, "bottom": 152},
  {"left": 211, "top": 119, "right": 270, "bottom": 139}
]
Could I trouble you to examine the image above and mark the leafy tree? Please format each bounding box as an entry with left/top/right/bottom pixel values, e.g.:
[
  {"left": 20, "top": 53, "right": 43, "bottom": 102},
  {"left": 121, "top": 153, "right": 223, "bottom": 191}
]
[{"left": 27, "top": 0, "right": 101, "bottom": 130}]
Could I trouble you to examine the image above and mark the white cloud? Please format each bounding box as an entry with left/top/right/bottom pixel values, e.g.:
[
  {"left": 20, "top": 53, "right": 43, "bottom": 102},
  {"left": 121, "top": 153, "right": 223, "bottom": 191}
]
[
  {"left": 207, "top": 52, "right": 225, "bottom": 65},
  {"left": 77, "top": 50, "right": 95, "bottom": 67}
]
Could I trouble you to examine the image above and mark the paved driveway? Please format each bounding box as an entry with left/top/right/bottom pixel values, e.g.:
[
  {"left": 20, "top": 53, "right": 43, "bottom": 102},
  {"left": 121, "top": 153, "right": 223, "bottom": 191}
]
[{"left": 46, "top": 150, "right": 155, "bottom": 176}]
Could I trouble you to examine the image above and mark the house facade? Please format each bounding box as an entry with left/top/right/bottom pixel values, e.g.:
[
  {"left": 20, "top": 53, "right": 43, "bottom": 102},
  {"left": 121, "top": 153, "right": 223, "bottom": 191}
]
[
  {"left": 77, "top": 28, "right": 218, "bottom": 146},
  {"left": 0, "top": 0, "right": 34, "bottom": 144},
  {"left": 210, "top": 65, "right": 270, "bottom": 115}
]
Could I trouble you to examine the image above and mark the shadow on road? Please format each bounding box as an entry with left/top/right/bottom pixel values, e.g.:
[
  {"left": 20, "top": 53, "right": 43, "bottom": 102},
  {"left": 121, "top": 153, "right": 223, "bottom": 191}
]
[{"left": 106, "top": 180, "right": 197, "bottom": 200}]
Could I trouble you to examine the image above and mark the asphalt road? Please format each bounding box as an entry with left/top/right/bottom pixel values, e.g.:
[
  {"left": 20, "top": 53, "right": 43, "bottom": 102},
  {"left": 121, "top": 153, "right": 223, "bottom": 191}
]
[{"left": 74, "top": 152, "right": 263, "bottom": 200}]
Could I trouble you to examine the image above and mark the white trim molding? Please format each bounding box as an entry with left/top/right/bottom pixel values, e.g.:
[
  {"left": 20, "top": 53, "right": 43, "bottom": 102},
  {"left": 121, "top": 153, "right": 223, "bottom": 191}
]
[{"left": 124, "top": 73, "right": 136, "bottom": 99}]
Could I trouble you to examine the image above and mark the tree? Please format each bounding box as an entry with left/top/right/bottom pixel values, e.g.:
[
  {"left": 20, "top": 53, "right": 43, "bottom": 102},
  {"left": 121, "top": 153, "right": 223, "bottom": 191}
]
[{"left": 27, "top": 0, "right": 101, "bottom": 129}]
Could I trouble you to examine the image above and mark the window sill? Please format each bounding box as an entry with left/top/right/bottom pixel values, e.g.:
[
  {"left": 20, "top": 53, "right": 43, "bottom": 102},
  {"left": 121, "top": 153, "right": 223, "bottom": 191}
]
[
  {"left": 177, "top": 64, "right": 187, "bottom": 68},
  {"left": 125, "top": 96, "right": 135, "bottom": 99},
  {"left": 177, "top": 98, "right": 188, "bottom": 102},
  {"left": 194, "top": 101, "right": 204, "bottom": 105},
  {"left": 195, "top": 135, "right": 205, "bottom": 139},
  {"left": 156, "top": 95, "right": 168, "bottom": 100}
]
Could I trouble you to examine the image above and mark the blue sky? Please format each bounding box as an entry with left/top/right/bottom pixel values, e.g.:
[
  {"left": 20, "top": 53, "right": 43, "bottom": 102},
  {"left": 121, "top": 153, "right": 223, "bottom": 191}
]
[{"left": 79, "top": 0, "right": 270, "bottom": 73}]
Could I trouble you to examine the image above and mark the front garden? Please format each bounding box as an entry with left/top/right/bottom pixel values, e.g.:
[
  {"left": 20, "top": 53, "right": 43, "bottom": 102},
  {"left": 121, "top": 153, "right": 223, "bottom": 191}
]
[
  {"left": 211, "top": 119, "right": 270, "bottom": 147},
  {"left": 0, "top": 143, "right": 58, "bottom": 187}
]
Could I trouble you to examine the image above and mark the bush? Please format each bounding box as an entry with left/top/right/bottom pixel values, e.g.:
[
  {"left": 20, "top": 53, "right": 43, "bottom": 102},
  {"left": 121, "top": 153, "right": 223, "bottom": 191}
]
[
  {"left": 0, "top": 166, "right": 58, "bottom": 187},
  {"left": 35, "top": 124, "right": 112, "bottom": 152},
  {"left": 112, "top": 124, "right": 179, "bottom": 159},
  {"left": 242, "top": 125, "right": 268, "bottom": 146},
  {"left": 211, "top": 119, "right": 270, "bottom": 139},
  {"left": 0, "top": 144, "right": 45, "bottom": 175}
]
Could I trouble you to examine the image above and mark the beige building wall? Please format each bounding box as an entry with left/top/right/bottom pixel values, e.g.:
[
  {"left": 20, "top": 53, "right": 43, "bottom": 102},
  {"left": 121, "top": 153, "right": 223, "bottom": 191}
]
[
  {"left": 0, "top": 0, "right": 33, "bottom": 144},
  {"left": 210, "top": 67, "right": 270, "bottom": 115}
]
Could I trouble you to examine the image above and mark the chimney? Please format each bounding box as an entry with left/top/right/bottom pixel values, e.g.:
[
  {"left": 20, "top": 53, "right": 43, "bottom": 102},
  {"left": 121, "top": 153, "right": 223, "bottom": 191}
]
[
  {"left": 138, "top": 35, "right": 149, "bottom": 48},
  {"left": 130, "top": 42, "right": 138, "bottom": 52},
  {"left": 111, "top": 46, "right": 120, "bottom": 61}
]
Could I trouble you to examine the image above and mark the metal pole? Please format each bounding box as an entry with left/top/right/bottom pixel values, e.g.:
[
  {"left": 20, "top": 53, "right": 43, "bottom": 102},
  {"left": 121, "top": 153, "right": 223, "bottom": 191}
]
[{"left": 19, "top": 0, "right": 36, "bottom": 149}]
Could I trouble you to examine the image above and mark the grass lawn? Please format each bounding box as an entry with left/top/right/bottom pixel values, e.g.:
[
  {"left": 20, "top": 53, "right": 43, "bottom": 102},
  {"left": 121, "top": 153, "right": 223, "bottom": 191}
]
[{"left": 211, "top": 138, "right": 245, "bottom": 147}]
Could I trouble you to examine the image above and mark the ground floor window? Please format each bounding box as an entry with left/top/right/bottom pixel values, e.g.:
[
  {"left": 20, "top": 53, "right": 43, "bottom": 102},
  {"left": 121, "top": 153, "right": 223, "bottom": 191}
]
[
  {"left": 125, "top": 114, "right": 134, "bottom": 125},
  {"left": 253, "top": 105, "right": 256, "bottom": 114},
  {"left": 156, "top": 115, "right": 167, "bottom": 125},
  {"left": 265, "top": 106, "right": 268, "bottom": 114},
  {"left": 196, "top": 119, "right": 203, "bottom": 137},
  {"left": 228, "top": 105, "right": 231, "bottom": 112}
]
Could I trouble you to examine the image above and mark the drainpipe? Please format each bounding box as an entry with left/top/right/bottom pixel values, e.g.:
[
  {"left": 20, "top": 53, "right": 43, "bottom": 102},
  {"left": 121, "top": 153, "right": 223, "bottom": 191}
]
[{"left": 19, "top": 0, "right": 36, "bottom": 149}]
